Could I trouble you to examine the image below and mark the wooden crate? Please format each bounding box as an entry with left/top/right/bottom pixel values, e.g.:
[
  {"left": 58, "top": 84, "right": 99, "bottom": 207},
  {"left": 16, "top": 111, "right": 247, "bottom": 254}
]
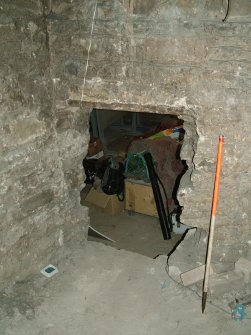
[{"left": 125, "top": 180, "right": 158, "bottom": 217}]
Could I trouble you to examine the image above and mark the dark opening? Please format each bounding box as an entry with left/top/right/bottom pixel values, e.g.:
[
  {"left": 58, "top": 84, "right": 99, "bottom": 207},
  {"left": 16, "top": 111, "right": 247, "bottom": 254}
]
[{"left": 81, "top": 108, "right": 188, "bottom": 258}]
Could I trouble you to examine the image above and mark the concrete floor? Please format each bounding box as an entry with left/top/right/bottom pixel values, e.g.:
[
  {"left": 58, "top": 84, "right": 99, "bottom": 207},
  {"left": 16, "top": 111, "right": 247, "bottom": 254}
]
[
  {"left": 1, "top": 195, "right": 250, "bottom": 334},
  {"left": 86, "top": 201, "right": 182, "bottom": 258},
  {"left": 1, "top": 242, "right": 251, "bottom": 335}
]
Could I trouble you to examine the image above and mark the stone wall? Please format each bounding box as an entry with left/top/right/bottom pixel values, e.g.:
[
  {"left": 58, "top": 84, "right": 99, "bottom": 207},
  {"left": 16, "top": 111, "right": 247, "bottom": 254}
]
[
  {"left": 1, "top": 0, "right": 251, "bottom": 284},
  {"left": 0, "top": 1, "right": 90, "bottom": 285},
  {"left": 57, "top": 0, "right": 251, "bottom": 264}
]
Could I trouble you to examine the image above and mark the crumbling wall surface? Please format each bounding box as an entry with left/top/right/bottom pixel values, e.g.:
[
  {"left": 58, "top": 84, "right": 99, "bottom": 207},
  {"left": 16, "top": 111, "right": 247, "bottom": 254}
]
[
  {"left": 0, "top": 1, "right": 89, "bottom": 285},
  {"left": 1, "top": 0, "right": 250, "bottom": 284},
  {"left": 63, "top": 0, "right": 250, "bottom": 263}
]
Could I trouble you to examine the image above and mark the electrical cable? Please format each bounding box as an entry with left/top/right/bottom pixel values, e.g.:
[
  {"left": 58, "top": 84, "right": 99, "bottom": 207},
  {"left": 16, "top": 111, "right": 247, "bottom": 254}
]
[
  {"left": 144, "top": 152, "right": 171, "bottom": 239},
  {"left": 80, "top": 1, "right": 98, "bottom": 103},
  {"left": 144, "top": 154, "right": 172, "bottom": 234},
  {"left": 222, "top": 0, "right": 231, "bottom": 22},
  {"left": 155, "top": 172, "right": 173, "bottom": 232}
]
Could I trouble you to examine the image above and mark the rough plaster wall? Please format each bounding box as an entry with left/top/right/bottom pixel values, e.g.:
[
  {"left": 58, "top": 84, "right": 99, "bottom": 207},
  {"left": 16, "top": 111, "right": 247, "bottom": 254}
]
[
  {"left": 0, "top": 1, "right": 90, "bottom": 285},
  {"left": 57, "top": 0, "right": 251, "bottom": 264},
  {"left": 1, "top": 0, "right": 250, "bottom": 284}
]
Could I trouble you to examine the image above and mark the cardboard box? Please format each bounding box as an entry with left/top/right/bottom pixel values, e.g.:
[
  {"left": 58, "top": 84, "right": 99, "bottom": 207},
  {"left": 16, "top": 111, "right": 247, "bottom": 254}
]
[
  {"left": 85, "top": 187, "right": 124, "bottom": 215},
  {"left": 125, "top": 180, "right": 158, "bottom": 217}
]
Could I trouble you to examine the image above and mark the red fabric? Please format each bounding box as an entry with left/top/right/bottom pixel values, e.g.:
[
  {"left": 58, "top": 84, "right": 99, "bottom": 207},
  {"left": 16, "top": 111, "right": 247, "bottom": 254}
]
[{"left": 127, "top": 137, "right": 184, "bottom": 200}]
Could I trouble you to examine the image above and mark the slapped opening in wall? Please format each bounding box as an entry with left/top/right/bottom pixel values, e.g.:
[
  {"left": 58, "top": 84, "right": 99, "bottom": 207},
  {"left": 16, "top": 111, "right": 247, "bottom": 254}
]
[{"left": 80, "top": 108, "right": 190, "bottom": 258}]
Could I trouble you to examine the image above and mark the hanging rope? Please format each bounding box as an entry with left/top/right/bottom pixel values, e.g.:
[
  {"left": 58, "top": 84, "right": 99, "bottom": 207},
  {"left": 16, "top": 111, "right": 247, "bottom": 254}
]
[
  {"left": 222, "top": 0, "right": 231, "bottom": 22},
  {"left": 80, "top": 1, "right": 98, "bottom": 104}
]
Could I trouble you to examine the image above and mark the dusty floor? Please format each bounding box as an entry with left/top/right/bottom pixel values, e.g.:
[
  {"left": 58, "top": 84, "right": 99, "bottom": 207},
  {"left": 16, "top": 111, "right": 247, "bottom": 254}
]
[
  {"left": 86, "top": 201, "right": 182, "bottom": 258},
  {"left": 1, "top": 241, "right": 251, "bottom": 335}
]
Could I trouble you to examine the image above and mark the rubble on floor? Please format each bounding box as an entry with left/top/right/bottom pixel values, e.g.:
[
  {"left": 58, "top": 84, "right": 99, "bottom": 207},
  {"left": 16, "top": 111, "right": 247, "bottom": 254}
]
[{"left": 168, "top": 228, "right": 251, "bottom": 308}]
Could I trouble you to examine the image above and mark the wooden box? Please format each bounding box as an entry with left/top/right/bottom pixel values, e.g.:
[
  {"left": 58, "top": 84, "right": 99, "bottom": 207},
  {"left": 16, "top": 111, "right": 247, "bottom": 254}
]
[{"left": 125, "top": 180, "right": 158, "bottom": 217}]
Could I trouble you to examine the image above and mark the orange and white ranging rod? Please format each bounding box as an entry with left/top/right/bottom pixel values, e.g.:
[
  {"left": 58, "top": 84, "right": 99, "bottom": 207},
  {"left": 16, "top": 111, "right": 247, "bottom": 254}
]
[{"left": 202, "top": 135, "right": 224, "bottom": 313}]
